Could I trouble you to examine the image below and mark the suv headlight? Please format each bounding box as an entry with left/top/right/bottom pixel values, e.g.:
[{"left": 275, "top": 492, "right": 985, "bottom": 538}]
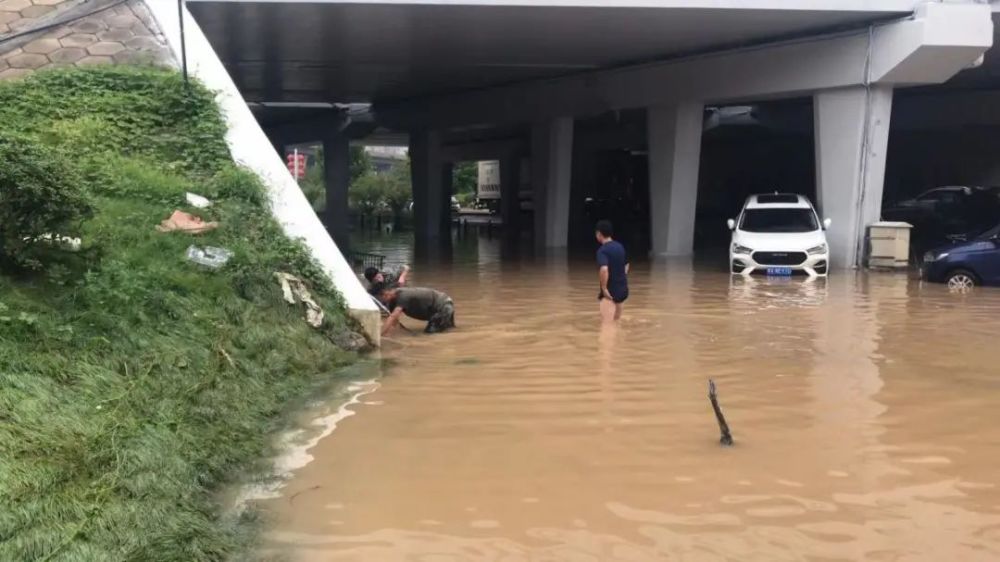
[
  {"left": 732, "top": 244, "right": 753, "bottom": 254},
  {"left": 806, "top": 243, "right": 828, "bottom": 255}
]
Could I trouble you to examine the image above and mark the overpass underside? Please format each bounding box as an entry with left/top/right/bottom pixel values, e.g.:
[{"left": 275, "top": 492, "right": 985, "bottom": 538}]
[{"left": 189, "top": 0, "right": 994, "bottom": 268}]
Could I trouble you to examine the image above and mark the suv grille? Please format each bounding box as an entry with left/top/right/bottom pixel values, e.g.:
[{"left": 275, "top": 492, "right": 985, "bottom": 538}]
[{"left": 753, "top": 251, "right": 806, "bottom": 266}]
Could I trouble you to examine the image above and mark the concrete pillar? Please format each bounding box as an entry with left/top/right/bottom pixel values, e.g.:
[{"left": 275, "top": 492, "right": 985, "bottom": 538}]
[
  {"left": 530, "top": 128, "right": 549, "bottom": 246},
  {"left": 410, "top": 130, "right": 447, "bottom": 242},
  {"left": 323, "top": 132, "right": 351, "bottom": 251},
  {"left": 814, "top": 86, "right": 893, "bottom": 268},
  {"left": 647, "top": 102, "right": 704, "bottom": 257},
  {"left": 441, "top": 161, "right": 454, "bottom": 235},
  {"left": 500, "top": 155, "right": 521, "bottom": 236},
  {"left": 531, "top": 117, "right": 574, "bottom": 249}
]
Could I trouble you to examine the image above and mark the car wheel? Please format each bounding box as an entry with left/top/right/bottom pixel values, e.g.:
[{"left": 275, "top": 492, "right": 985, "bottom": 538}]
[{"left": 946, "top": 269, "right": 977, "bottom": 291}]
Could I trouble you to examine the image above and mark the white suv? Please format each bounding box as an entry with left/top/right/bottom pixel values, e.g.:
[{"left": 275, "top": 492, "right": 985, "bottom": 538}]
[{"left": 728, "top": 193, "right": 831, "bottom": 277}]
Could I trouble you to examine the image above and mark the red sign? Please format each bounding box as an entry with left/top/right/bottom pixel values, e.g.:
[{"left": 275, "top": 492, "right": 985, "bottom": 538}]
[{"left": 286, "top": 153, "right": 306, "bottom": 179}]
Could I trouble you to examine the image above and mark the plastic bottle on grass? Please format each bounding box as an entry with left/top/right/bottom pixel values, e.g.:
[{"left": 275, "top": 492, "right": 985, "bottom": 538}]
[{"left": 186, "top": 245, "right": 232, "bottom": 269}]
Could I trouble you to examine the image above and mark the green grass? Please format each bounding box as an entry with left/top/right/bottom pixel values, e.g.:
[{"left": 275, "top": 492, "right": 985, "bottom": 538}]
[{"left": 0, "top": 66, "right": 363, "bottom": 560}]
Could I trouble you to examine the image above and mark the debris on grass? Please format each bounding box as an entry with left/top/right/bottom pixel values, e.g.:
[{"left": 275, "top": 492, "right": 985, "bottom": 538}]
[
  {"left": 275, "top": 272, "right": 325, "bottom": 328},
  {"left": 186, "top": 245, "right": 233, "bottom": 269},
  {"left": 32, "top": 233, "right": 82, "bottom": 252},
  {"left": 186, "top": 192, "right": 213, "bottom": 208},
  {"left": 157, "top": 210, "right": 218, "bottom": 234}
]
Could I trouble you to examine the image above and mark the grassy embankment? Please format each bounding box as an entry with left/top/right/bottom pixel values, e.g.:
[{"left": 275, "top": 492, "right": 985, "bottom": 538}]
[{"left": 0, "top": 67, "right": 363, "bottom": 560}]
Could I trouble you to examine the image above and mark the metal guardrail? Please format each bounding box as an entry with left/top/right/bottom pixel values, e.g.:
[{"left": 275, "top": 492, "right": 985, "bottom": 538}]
[{"left": 350, "top": 251, "right": 385, "bottom": 271}]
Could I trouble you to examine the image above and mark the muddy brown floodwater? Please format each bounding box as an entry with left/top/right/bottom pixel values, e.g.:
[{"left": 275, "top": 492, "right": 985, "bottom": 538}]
[{"left": 255, "top": 234, "right": 1000, "bottom": 561}]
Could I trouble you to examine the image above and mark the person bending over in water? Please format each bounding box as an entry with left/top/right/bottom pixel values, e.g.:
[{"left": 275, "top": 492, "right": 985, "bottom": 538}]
[
  {"left": 364, "top": 264, "right": 410, "bottom": 290},
  {"left": 371, "top": 283, "right": 456, "bottom": 335},
  {"left": 595, "top": 219, "right": 629, "bottom": 323}
]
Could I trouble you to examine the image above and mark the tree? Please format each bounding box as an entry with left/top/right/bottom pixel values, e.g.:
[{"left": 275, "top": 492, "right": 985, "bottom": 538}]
[
  {"left": 294, "top": 145, "right": 373, "bottom": 215},
  {"left": 349, "top": 145, "right": 372, "bottom": 182},
  {"left": 349, "top": 172, "right": 385, "bottom": 218},
  {"left": 299, "top": 162, "right": 326, "bottom": 214},
  {"left": 383, "top": 161, "right": 412, "bottom": 229},
  {"left": 453, "top": 161, "right": 478, "bottom": 195}
]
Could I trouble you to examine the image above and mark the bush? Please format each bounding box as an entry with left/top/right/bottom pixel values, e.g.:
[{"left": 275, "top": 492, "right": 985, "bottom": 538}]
[
  {"left": 0, "top": 66, "right": 230, "bottom": 177},
  {"left": 300, "top": 163, "right": 326, "bottom": 214},
  {"left": 295, "top": 146, "right": 373, "bottom": 215},
  {"left": 456, "top": 191, "right": 476, "bottom": 207},
  {"left": 383, "top": 162, "right": 412, "bottom": 217},
  {"left": 453, "top": 161, "right": 478, "bottom": 195},
  {"left": 349, "top": 172, "right": 387, "bottom": 217},
  {"left": 0, "top": 133, "right": 91, "bottom": 269}
]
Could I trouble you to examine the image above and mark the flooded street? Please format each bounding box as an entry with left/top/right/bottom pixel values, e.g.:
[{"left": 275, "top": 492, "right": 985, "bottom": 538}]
[{"left": 258, "top": 234, "right": 1000, "bottom": 561}]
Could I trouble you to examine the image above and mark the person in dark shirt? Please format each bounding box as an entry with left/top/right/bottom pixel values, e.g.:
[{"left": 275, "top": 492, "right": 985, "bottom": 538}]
[
  {"left": 364, "top": 264, "right": 410, "bottom": 290},
  {"left": 595, "top": 220, "right": 629, "bottom": 322},
  {"left": 371, "top": 283, "right": 456, "bottom": 335}
]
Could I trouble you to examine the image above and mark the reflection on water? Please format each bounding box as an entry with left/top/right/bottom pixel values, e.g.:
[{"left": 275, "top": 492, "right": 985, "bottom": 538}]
[
  {"left": 257, "top": 232, "right": 1000, "bottom": 561},
  {"left": 228, "top": 364, "right": 382, "bottom": 511}
]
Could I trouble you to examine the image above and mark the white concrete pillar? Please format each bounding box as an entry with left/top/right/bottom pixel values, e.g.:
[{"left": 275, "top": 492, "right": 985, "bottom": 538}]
[
  {"left": 814, "top": 86, "right": 893, "bottom": 269},
  {"left": 531, "top": 117, "right": 574, "bottom": 249},
  {"left": 647, "top": 102, "right": 704, "bottom": 257},
  {"left": 410, "top": 130, "right": 446, "bottom": 241}
]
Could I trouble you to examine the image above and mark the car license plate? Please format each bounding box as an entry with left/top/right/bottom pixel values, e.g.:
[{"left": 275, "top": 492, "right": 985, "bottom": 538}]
[{"left": 766, "top": 267, "right": 793, "bottom": 276}]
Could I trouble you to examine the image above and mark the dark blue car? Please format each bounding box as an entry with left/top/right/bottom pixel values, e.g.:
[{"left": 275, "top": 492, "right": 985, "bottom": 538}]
[{"left": 922, "top": 224, "right": 1000, "bottom": 289}]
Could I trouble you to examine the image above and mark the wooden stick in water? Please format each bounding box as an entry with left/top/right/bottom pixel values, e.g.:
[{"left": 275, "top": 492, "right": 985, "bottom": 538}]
[{"left": 708, "top": 379, "right": 734, "bottom": 446}]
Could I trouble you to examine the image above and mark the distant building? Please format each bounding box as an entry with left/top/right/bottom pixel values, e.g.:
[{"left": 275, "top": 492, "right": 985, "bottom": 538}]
[{"left": 365, "top": 146, "right": 407, "bottom": 174}]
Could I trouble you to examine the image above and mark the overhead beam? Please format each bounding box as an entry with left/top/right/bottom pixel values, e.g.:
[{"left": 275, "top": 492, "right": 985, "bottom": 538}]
[
  {"left": 871, "top": 3, "right": 993, "bottom": 84},
  {"left": 184, "top": 0, "right": 927, "bottom": 11},
  {"left": 376, "top": 3, "right": 991, "bottom": 130},
  {"left": 440, "top": 138, "right": 526, "bottom": 163},
  {"left": 260, "top": 111, "right": 347, "bottom": 146},
  {"left": 256, "top": 108, "right": 377, "bottom": 146}
]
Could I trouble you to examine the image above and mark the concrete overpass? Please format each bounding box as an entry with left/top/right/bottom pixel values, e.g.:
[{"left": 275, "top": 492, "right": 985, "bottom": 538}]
[{"left": 184, "top": 0, "right": 992, "bottom": 268}]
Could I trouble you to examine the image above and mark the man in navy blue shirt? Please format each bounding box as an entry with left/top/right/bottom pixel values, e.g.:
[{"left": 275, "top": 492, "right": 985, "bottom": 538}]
[{"left": 595, "top": 220, "right": 629, "bottom": 322}]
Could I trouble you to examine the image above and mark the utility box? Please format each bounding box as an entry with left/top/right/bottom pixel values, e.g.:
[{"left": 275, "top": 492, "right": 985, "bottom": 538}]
[{"left": 868, "top": 221, "right": 913, "bottom": 268}]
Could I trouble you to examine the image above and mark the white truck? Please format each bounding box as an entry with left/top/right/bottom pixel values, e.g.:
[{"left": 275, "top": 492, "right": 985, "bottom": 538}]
[
  {"left": 477, "top": 161, "right": 501, "bottom": 202},
  {"left": 477, "top": 159, "right": 533, "bottom": 213}
]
